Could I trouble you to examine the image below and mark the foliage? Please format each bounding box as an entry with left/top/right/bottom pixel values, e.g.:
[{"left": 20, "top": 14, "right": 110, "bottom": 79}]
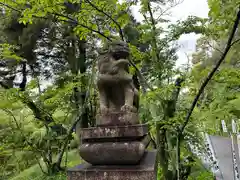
[
  {"left": 1, "top": 0, "right": 238, "bottom": 179},
  {"left": 208, "top": 0, "right": 240, "bottom": 37},
  {"left": 10, "top": 150, "right": 80, "bottom": 180}
]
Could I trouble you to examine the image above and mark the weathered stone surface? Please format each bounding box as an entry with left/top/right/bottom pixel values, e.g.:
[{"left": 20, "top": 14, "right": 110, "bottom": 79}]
[
  {"left": 96, "top": 41, "right": 139, "bottom": 126},
  {"left": 68, "top": 150, "right": 158, "bottom": 180},
  {"left": 79, "top": 141, "right": 145, "bottom": 165},
  {"left": 80, "top": 124, "right": 148, "bottom": 140},
  {"left": 74, "top": 40, "right": 153, "bottom": 174},
  {"left": 96, "top": 111, "right": 139, "bottom": 126}
]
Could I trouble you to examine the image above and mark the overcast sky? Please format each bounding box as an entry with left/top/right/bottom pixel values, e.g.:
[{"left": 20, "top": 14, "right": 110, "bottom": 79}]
[{"left": 131, "top": 0, "right": 209, "bottom": 68}]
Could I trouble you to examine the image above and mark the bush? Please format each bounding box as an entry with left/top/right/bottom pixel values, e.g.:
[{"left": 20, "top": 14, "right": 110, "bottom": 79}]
[{"left": 10, "top": 150, "right": 81, "bottom": 180}]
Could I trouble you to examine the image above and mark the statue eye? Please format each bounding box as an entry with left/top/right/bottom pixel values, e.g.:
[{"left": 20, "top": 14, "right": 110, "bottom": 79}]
[{"left": 112, "top": 53, "right": 122, "bottom": 60}]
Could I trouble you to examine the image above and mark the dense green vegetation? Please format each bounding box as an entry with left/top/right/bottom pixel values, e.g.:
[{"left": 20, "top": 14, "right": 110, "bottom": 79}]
[{"left": 0, "top": 0, "right": 239, "bottom": 179}]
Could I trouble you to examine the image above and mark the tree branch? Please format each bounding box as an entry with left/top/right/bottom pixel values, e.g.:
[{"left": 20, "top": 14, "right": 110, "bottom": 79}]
[
  {"left": 85, "top": 0, "right": 125, "bottom": 41},
  {"left": 128, "top": 57, "right": 149, "bottom": 93},
  {"left": 175, "top": 8, "right": 240, "bottom": 179},
  {"left": 55, "top": 91, "right": 89, "bottom": 168},
  {"left": 156, "top": 0, "right": 184, "bottom": 21},
  {"left": 51, "top": 11, "right": 112, "bottom": 41},
  {"left": 180, "top": 8, "right": 240, "bottom": 135},
  {"left": 147, "top": 1, "right": 160, "bottom": 61},
  {"left": 0, "top": 2, "right": 21, "bottom": 13},
  {"left": 82, "top": 1, "right": 153, "bottom": 93},
  {"left": 36, "top": 52, "right": 63, "bottom": 59},
  {"left": 0, "top": 81, "right": 10, "bottom": 89},
  {"left": 0, "top": 2, "right": 112, "bottom": 41},
  {"left": 231, "top": 38, "right": 240, "bottom": 47},
  {"left": 2, "top": 108, "right": 48, "bottom": 174},
  {"left": 2, "top": 109, "right": 21, "bottom": 130},
  {"left": 55, "top": 53, "right": 96, "bottom": 168},
  {"left": 1, "top": 1, "right": 153, "bottom": 95},
  {"left": 206, "top": 40, "right": 224, "bottom": 54},
  {"left": 19, "top": 93, "right": 53, "bottom": 122}
]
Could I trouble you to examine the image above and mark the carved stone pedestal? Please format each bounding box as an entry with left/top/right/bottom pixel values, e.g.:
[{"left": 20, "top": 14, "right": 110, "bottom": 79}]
[
  {"left": 67, "top": 150, "right": 157, "bottom": 180},
  {"left": 79, "top": 124, "right": 151, "bottom": 165}
]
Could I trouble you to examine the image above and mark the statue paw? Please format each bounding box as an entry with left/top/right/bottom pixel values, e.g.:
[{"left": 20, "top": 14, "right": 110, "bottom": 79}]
[{"left": 121, "top": 105, "right": 137, "bottom": 113}]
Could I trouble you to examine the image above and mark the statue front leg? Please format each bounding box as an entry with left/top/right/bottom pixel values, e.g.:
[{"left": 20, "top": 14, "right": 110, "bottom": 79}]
[
  {"left": 121, "top": 85, "right": 137, "bottom": 113},
  {"left": 99, "top": 89, "right": 109, "bottom": 114}
]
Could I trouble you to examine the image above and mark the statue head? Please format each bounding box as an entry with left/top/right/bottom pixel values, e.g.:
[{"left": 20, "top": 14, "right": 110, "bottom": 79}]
[
  {"left": 98, "top": 40, "right": 130, "bottom": 75},
  {"left": 99, "top": 40, "right": 130, "bottom": 58},
  {"left": 108, "top": 40, "right": 130, "bottom": 60}
]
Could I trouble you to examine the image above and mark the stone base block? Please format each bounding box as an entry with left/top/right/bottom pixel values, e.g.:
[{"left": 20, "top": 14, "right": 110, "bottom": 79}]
[
  {"left": 80, "top": 124, "right": 149, "bottom": 140},
  {"left": 79, "top": 136, "right": 151, "bottom": 165},
  {"left": 67, "top": 150, "right": 157, "bottom": 180},
  {"left": 96, "top": 111, "right": 139, "bottom": 126}
]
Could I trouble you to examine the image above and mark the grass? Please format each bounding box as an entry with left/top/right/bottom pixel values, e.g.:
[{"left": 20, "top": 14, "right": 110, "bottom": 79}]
[
  {"left": 188, "top": 159, "right": 214, "bottom": 180},
  {"left": 10, "top": 149, "right": 81, "bottom": 180}
]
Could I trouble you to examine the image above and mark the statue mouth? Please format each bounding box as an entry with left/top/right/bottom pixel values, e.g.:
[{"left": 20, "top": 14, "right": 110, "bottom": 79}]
[{"left": 113, "top": 50, "right": 129, "bottom": 60}]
